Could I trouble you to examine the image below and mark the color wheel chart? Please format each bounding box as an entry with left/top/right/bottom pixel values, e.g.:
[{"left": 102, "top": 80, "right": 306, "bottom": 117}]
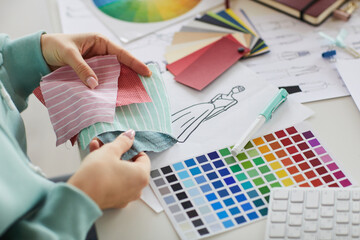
[
  {"left": 93, "top": 0, "right": 201, "bottom": 23},
  {"left": 149, "top": 124, "right": 354, "bottom": 239},
  {"left": 85, "top": 0, "right": 223, "bottom": 43}
]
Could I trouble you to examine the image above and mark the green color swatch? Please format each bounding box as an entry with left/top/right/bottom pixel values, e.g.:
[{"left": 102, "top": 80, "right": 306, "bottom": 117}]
[
  {"left": 225, "top": 156, "right": 236, "bottom": 165},
  {"left": 236, "top": 152, "right": 248, "bottom": 161},
  {"left": 230, "top": 165, "right": 242, "bottom": 173},
  {"left": 219, "top": 148, "right": 231, "bottom": 157}
]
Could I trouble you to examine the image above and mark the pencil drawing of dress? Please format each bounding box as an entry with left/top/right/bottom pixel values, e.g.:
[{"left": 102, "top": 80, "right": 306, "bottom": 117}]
[{"left": 172, "top": 86, "right": 245, "bottom": 143}]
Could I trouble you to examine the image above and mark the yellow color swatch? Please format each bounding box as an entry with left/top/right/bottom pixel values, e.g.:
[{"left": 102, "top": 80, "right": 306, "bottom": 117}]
[
  {"left": 270, "top": 161, "right": 282, "bottom": 170},
  {"left": 281, "top": 178, "right": 295, "bottom": 186},
  {"left": 276, "top": 170, "right": 288, "bottom": 178}
]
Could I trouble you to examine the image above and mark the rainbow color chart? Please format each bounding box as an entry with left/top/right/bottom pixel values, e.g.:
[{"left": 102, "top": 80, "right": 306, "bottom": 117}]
[
  {"left": 149, "top": 124, "right": 353, "bottom": 239},
  {"left": 93, "top": 0, "right": 200, "bottom": 23}
]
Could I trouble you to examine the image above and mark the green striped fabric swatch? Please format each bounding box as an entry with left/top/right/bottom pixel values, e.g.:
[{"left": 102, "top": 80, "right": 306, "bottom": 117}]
[{"left": 78, "top": 63, "right": 176, "bottom": 149}]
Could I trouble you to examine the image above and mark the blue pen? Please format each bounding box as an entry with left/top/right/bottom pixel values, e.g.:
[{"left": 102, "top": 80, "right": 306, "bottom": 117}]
[{"left": 231, "top": 89, "right": 288, "bottom": 156}]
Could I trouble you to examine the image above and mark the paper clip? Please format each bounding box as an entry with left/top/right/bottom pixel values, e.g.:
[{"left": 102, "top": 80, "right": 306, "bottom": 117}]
[
  {"left": 322, "top": 50, "right": 336, "bottom": 62},
  {"left": 319, "top": 29, "right": 360, "bottom": 58}
]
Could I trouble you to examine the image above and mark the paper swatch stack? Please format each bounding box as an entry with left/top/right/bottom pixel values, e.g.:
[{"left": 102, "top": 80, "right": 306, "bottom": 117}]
[{"left": 166, "top": 8, "right": 270, "bottom": 91}]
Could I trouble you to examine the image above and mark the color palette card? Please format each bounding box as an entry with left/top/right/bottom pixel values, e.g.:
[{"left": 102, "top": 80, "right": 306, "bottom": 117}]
[
  {"left": 149, "top": 123, "right": 353, "bottom": 239},
  {"left": 165, "top": 8, "right": 269, "bottom": 90}
]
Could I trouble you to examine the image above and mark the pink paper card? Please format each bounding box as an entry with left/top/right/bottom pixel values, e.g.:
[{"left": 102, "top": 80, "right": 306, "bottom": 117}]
[
  {"left": 174, "top": 35, "right": 249, "bottom": 90},
  {"left": 40, "top": 55, "right": 119, "bottom": 146},
  {"left": 166, "top": 42, "right": 215, "bottom": 76}
]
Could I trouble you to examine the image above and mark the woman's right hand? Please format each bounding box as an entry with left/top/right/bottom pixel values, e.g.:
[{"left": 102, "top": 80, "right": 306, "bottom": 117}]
[{"left": 67, "top": 130, "right": 151, "bottom": 210}]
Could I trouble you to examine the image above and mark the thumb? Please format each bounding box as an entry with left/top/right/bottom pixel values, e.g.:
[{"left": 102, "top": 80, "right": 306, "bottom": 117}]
[
  {"left": 104, "top": 129, "right": 135, "bottom": 158},
  {"left": 66, "top": 50, "right": 98, "bottom": 89}
]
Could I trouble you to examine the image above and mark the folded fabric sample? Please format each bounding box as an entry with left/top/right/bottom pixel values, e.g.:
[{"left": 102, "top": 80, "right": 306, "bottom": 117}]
[
  {"left": 117, "top": 64, "right": 152, "bottom": 106},
  {"left": 97, "top": 131, "right": 177, "bottom": 160},
  {"left": 40, "top": 55, "right": 119, "bottom": 146},
  {"left": 78, "top": 63, "right": 177, "bottom": 155}
]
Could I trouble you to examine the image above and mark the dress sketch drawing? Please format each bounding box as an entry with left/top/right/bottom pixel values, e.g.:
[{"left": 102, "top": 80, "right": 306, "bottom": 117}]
[{"left": 172, "top": 85, "right": 245, "bottom": 143}]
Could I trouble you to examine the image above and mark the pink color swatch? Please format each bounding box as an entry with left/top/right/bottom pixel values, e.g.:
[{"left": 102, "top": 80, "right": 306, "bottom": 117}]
[
  {"left": 173, "top": 34, "right": 249, "bottom": 90},
  {"left": 40, "top": 55, "right": 119, "bottom": 146}
]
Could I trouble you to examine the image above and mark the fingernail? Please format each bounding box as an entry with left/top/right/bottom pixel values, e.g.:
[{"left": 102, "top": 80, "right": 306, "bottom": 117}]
[
  {"left": 123, "top": 129, "right": 135, "bottom": 140},
  {"left": 148, "top": 70, "right": 152, "bottom": 76},
  {"left": 86, "top": 77, "right": 98, "bottom": 89}
]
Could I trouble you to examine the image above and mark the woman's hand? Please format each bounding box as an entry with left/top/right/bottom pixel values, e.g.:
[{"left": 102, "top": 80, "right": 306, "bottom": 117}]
[
  {"left": 40, "top": 33, "right": 151, "bottom": 89},
  {"left": 68, "top": 130, "right": 151, "bottom": 209}
]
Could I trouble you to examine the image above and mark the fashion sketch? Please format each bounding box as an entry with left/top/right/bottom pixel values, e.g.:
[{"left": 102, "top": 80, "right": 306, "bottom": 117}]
[{"left": 172, "top": 85, "right": 245, "bottom": 143}]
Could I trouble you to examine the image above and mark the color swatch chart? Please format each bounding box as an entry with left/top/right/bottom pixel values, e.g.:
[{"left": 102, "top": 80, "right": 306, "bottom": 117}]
[{"left": 149, "top": 124, "right": 353, "bottom": 239}]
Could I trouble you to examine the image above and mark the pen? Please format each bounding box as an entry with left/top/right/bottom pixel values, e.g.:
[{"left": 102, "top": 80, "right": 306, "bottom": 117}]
[
  {"left": 231, "top": 88, "right": 289, "bottom": 156},
  {"left": 225, "top": 0, "right": 230, "bottom": 9}
]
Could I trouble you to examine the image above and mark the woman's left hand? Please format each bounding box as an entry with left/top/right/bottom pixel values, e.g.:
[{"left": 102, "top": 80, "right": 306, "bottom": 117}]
[{"left": 40, "top": 33, "right": 151, "bottom": 89}]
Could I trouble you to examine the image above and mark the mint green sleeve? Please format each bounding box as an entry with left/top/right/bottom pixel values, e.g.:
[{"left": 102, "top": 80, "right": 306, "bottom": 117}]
[
  {"left": 0, "top": 129, "right": 102, "bottom": 239},
  {"left": 0, "top": 32, "right": 103, "bottom": 239},
  {"left": 0, "top": 31, "right": 50, "bottom": 112}
]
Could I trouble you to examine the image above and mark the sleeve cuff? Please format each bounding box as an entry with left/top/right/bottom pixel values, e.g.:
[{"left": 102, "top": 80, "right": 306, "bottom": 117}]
[
  {"left": 2, "top": 31, "right": 50, "bottom": 111},
  {"left": 41, "top": 183, "right": 103, "bottom": 239}
]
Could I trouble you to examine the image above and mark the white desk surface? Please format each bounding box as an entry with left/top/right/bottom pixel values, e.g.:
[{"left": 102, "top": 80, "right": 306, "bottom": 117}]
[{"left": 2, "top": 0, "right": 360, "bottom": 239}]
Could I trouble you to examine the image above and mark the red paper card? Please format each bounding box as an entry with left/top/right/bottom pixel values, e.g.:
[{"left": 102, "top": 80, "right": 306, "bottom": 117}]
[
  {"left": 166, "top": 43, "right": 215, "bottom": 76},
  {"left": 174, "top": 35, "right": 248, "bottom": 91}
]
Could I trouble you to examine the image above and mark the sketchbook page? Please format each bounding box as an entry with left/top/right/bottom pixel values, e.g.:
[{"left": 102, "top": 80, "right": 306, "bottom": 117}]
[
  {"left": 240, "top": 9, "right": 360, "bottom": 103},
  {"left": 336, "top": 59, "right": 360, "bottom": 112},
  {"left": 149, "top": 63, "right": 314, "bottom": 170}
]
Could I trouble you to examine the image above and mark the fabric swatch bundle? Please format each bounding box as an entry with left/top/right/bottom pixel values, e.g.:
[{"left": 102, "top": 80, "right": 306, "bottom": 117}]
[{"left": 33, "top": 55, "right": 177, "bottom": 159}]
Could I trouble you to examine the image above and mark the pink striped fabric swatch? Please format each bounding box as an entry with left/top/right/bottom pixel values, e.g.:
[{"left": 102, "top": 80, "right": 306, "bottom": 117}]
[{"left": 40, "top": 55, "right": 119, "bottom": 146}]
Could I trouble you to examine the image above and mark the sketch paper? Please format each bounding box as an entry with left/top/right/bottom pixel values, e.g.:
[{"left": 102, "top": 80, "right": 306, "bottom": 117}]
[
  {"left": 149, "top": 63, "right": 314, "bottom": 170},
  {"left": 336, "top": 59, "right": 360, "bottom": 112},
  {"left": 242, "top": 10, "right": 360, "bottom": 102}
]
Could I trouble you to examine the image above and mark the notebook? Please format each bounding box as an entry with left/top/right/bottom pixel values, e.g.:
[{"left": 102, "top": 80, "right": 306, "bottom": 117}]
[
  {"left": 265, "top": 188, "right": 360, "bottom": 239},
  {"left": 253, "top": 0, "right": 347, "bottom": 26}
]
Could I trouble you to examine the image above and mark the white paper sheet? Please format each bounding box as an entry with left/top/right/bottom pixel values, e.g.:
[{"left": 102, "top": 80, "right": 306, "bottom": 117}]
[
  {"left": 57, "top": 0, "right": 120, "bottom": 44},
  {"left": 144, "top": 64, "right": 314, "bottom": 212},
  {"left": 336, "top": 59, "right": 360, "bottom": 112},
  {"left": 149, "top": 64, "right": 314, "bottom": 171},
  {"left": 243, "top": 11, "right": 360, "bottom": 103}
]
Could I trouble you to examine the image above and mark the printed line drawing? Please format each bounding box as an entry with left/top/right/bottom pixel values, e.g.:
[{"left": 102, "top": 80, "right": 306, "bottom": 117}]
[
  {"left": 255, "top": 65, "right": 320, "bottom": 80},
  {"left": 172, "top": 86, "right": 245, "bottom": 143},
  {"left": 265, "top": 34, "right": 303, "bottom": 45},
  {"left": 257, "top": 20, "right": 296, "bottom": 32},
  {"left": 279, "top": 81, "right": 329, "bottom": 94},
  {"left": 279, "top": 51, "right": 310, "bottom": 60}
]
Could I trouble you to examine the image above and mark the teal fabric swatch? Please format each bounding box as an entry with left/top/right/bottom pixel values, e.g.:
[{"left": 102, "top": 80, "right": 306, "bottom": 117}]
[
  {"left": 97, "top": 131, "right": 177, "bottom": 160},
  {"left": 78, "top": 63, "right": 177, "bottom": 152}
]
